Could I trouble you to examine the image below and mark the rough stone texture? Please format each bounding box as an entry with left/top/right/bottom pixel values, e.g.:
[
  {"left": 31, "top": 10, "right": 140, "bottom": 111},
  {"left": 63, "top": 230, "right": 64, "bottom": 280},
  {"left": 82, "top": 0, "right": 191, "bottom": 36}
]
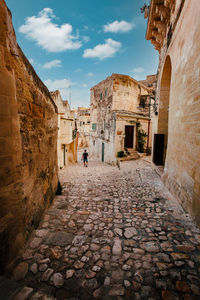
[
  {"left": 51, "top": 90, "right": 77, "bottom": 168},
  {"left": 146, "top": 0, "right": 200, "bottom": 225},
  {"left": 89, "top": 73, "right": 153, "bottom": 164},
  {"left": 13, "top": 287, "right": 33, "bottom": 300},
  {"left": 8, "top": 159, "right": 200, "bottom": 299},
  {"left": 0, "top": 0, "right": 58, "bottom": 274},
  {"left": 12, "top": 262, "right": 28, "bottom": 281}
]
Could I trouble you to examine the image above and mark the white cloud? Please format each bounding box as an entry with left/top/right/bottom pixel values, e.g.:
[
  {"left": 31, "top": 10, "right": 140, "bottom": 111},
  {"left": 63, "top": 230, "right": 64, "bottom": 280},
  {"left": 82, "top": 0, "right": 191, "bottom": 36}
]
[
  {"left": 19, "top": 8, "right": 82, "bottom": 52},
  {"left": 132, "top": 67, "right": 144, "bottom": 73},
  {"left": 83, "top": 38, "right": 121, "bottom": 60},
  {"left": 42, "top": 59, "right": 61, "bottom": 69},
  {"left": 44, "top": 78, "right": 76, "bottom": 100},
  {"left": 88, "top": 72, "right": 94, "bottom": 77},
  {"left": 104, "top": 20, "right": 134, "bottom": 33}
]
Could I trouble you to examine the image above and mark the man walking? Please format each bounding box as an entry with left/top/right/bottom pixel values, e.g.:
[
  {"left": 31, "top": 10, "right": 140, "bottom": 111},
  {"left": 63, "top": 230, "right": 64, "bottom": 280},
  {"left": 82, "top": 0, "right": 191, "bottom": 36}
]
[{"left": 82, "top": 149, "right": 89, "bottom": 167}]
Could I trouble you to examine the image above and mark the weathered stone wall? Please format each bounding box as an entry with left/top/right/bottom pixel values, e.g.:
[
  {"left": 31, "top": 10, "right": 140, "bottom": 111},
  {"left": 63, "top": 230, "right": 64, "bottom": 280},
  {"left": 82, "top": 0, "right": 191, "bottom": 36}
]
[
  {"left": 112, "top": 74, "right": 150, "bottom": 113},
  {"left": 90, "top": 74, "right": 153, "bottom": 163},
  {"left": 90, "top": 77, "right": 116, "bottom": 162},
  {"left": 147, "top": 0, "right": 200, "bottom": 225},
  {"left": 0, "top": 0, "right": 58, "bottom": 272},
  {"left": 164, "top": 0, "right": 200, "bottom": 225},
  {"left": 51, "top": 90, "right": 76, "bottom": 168},
  {"left": 77, "top": 112, "right": 90, "bottom": 148}
]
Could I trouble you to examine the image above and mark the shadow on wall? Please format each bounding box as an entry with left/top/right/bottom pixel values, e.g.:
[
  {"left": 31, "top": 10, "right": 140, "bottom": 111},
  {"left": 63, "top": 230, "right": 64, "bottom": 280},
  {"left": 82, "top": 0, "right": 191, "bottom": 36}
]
[
  {"left": 65, "top": 137, "right": 78, "bottom": 165},
  {"left": 0, "top": 0, "right": 58, "bottom": 274}
]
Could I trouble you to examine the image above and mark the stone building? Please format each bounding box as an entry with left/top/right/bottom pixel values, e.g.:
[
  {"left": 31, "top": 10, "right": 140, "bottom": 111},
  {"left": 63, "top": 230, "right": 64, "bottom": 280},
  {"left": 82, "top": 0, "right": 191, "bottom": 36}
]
[
  {"left": 51, "top": 90, "right": 77, "bottom": 168},
  {"left": 76, "top": 107, "right": 90, "bottom": 148},
  {"left": 90, "top": 73, "right": 154, "bottom": 164},
  {"left": 145, "top": 0, "right": 200, "bottom": 225},
  {"left": 139, "top": 74, "right": 157, "bottom": 91},
  {"left": 0, "top": 0, "right": 58, "bottom": 272}
]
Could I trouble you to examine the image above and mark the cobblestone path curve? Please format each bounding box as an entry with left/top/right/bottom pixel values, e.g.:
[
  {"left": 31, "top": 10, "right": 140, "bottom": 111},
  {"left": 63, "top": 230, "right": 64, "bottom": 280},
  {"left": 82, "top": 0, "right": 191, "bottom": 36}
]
[{"left": 11, "top": 159, "right": 200, "bottom": 300}]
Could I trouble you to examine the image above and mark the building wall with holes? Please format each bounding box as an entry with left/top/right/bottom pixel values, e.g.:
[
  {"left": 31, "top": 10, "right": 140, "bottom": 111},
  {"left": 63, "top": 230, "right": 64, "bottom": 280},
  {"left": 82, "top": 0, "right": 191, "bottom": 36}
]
[{"left": 90, "top": 74, "right": 152, "bottom": 163}]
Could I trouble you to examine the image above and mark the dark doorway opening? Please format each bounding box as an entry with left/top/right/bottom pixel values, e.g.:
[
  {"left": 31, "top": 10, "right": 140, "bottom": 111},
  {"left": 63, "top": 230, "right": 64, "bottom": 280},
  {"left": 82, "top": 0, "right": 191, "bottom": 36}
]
[
  {"left": 102, "top": 143, "right": 104, "bottom": 162},
  {"left": 153, "top": 134, "right": 165, "bottom": 165},
  {"left": 125, "top": 125, "right": 134, "bottom": 148}
]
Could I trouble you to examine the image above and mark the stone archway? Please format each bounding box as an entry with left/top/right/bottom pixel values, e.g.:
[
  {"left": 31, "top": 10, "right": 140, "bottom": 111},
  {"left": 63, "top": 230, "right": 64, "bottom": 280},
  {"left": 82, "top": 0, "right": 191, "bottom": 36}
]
[{"left": 157, "top": 55, "right": 172, "bottom": 165}]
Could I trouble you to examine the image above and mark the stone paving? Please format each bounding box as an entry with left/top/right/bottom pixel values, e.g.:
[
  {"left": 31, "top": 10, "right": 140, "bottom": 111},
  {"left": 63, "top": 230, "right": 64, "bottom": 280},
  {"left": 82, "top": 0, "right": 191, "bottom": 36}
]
[{"left": 10, "top": 159, "right": 200, "bottom": 300}]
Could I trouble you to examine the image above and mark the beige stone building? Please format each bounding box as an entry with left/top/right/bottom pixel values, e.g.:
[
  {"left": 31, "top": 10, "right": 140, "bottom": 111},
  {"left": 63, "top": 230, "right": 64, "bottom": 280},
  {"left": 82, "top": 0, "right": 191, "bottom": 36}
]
[
  {"left": 145, "top": 0, "right": 200, "bottom": 225},
  {"left": 90, "top": 73, "right": 154, "bottom": 164},
  {"left": 76, "top": 107, "right": 90, "bottom": 148},
  {"left": 51, "top": 90, "right": 77, "bottom": 168},
  {"left": 0, "top": 0, "right": 58, "bottom": 272}
]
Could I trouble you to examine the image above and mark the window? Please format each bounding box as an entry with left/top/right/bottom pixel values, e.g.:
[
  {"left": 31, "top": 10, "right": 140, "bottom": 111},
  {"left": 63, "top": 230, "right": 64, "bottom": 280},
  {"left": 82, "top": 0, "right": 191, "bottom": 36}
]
[
  {"left": 92, "top": 123, "right": 96, "bottom": 131},
  {"left": 105, "top": 89, "right": 107, "bottom": 97},
  {"left": 100, "top": 93, "right": 102, "bottom": 100},
  {"left": 139, "top": 95, "right": 147, "bottom": 108}
]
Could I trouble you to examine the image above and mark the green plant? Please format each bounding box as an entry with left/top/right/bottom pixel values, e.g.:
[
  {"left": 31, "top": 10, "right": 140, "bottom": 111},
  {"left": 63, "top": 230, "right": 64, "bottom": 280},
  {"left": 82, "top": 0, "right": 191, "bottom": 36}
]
[
  {"left": 136, "top": 122, "right": 147, "bottom": 153},
  {"left": 117, "top": 151, "right": 125, "bottom": 158},
  {"left": 140, "top": 3, "right": 149, "bottom": 13}
]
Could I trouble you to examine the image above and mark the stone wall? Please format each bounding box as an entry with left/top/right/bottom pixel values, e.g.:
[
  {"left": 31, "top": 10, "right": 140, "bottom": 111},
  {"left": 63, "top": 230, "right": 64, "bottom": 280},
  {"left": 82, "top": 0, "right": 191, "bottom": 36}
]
[
  {"left": 90, "top": 77, "right": 115, "bottom": 162},
  {"left": 112, "top": 74, "right": 150, "bottom": 113},
  {"left": 146, "top": 0, "right": 200, "bottom": 225},
  {"left": 0, "top": 0, "right": 58, "bottom": 272},
  {"left": 90, "top": 74, "right": 153, "bottom": 163},
  {"left": 51, "top": 90, "right": 76, "bottom": 169}
]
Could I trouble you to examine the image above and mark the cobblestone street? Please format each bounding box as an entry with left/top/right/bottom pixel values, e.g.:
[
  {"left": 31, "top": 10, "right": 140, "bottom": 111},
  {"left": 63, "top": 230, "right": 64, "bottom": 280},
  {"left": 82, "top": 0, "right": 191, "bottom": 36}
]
[{"left": 11, "top": 159, "right": 200, "bottom": 300}]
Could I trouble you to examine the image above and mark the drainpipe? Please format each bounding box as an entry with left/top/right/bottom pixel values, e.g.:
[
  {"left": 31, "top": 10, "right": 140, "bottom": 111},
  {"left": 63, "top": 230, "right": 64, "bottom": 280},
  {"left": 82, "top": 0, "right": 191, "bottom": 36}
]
[{"left": 147, "top": 96, "right": 151, "bottom": 149}]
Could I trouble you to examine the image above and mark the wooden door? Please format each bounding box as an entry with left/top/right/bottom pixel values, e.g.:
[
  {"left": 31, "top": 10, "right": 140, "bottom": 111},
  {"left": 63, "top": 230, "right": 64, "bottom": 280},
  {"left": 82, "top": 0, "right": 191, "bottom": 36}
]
[{"left": 125, "top": 126, "right": 134, "bottom": 148}]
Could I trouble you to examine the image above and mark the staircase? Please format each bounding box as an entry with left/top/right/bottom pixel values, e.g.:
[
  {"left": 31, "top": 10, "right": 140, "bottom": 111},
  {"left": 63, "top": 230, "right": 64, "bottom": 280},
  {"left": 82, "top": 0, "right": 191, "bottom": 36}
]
[{"left": 119, "top": 148, "right": 140, "bottom": 161}]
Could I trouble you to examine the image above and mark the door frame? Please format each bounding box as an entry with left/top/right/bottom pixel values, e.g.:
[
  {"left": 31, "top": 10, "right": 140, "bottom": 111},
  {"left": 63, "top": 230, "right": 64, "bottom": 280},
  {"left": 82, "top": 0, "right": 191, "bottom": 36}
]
[{"left": 124, "top": 125, "right": 134, "bottom": 148}]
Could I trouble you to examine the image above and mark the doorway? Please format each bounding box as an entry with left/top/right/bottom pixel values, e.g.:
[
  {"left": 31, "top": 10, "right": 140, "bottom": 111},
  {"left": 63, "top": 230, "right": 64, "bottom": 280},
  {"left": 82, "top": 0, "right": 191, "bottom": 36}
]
[
  {"left": 156, "top": 55, "right": 172, "bottom": 165},
  {"left": 125, "top": 125, "right": 134, "bottom": 148},
  {"left": 102, "top": 143, "right": 104, "bottom": 162}
]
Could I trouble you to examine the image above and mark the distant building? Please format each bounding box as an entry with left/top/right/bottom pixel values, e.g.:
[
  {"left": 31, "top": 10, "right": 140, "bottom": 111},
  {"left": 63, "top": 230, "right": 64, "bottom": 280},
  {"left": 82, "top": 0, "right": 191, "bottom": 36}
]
[
  {"left": 76, "top": 107, "right": 90, "bottom": 148},
  {"left": 51, "top": 90, "right": 77, "bottom": 168},
  {"left": 145, "top": 0, "right": 200, "bottom": 225},
  {"left": 139, "top": 74, "right": 157, "bottom": 90},
  {"left": 90, "top": 73, "right": 154, "bottom": 164}
]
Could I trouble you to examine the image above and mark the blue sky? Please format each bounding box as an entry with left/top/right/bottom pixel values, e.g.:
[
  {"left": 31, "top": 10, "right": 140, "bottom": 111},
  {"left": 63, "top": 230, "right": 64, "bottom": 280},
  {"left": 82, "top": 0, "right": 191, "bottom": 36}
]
[{"left": 6, "top": 0, "right": 157, "bottom": 108}]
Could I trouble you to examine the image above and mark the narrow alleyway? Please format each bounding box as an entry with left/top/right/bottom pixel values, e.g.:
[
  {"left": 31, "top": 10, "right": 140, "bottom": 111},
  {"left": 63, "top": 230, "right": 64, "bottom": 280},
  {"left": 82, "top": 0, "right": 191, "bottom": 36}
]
[{"left": 11, "top": 159, "right": 200, "bottom": 300}]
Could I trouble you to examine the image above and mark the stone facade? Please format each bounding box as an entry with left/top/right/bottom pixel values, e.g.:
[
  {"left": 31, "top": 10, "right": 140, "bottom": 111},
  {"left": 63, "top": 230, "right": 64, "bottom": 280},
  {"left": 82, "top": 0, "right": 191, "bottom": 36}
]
[
  {"left": 76, "top": 107, "right": 90, "bottom": 148},
  {"left": 90, "top": 74, "right": 154, "bottom": 164},
  {"left": 0, "top": 0, "right": 58, "bottom": 272},
  {"left": 146, "top": 0, "right": 200, "bottom": 225},
  {"left": 51, "top": 91, "right": 77, "bottom": 168}
]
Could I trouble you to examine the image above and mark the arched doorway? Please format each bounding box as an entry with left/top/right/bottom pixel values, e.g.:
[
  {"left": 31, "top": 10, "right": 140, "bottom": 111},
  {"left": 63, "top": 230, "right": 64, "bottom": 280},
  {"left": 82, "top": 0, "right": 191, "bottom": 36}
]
[{"left": 153, "top": 56, "right": 172, "bottom": 166}]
